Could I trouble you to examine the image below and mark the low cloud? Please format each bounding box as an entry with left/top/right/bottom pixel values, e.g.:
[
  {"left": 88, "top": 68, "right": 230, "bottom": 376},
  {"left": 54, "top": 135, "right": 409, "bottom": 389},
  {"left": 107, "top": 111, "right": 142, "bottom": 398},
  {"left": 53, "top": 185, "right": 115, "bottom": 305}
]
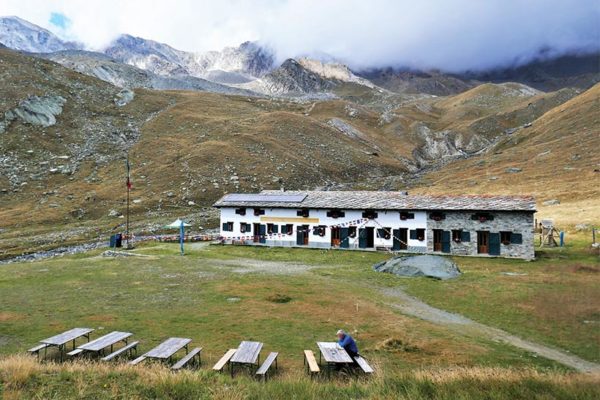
[{"left": 2, "top": 0, "right": 599, "bottom": 72}]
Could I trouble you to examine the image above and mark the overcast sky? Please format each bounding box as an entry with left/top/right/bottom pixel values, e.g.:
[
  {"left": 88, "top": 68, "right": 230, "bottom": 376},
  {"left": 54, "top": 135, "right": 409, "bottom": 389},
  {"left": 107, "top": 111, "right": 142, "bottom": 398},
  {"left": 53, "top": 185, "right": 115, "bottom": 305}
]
[{"left": 2, "top": 0, "right": 599, "bottom": 71}]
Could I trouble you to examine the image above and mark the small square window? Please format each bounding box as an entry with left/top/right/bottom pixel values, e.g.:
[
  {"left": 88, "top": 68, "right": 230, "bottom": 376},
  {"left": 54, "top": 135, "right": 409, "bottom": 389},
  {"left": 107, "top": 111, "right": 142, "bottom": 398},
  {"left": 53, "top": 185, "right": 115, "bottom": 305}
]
[
  {"left": 400, "top": 212, "right": 414, "bottom": 220},
  {"left": 362, "top": 210, "right": 378, "bottom": 219},
  {"left": 297, "top": 209, "right": 310, "bottom": 217},
  {"left": 285, "top": 224, "right": 294, "bottom": 235},
  {"left": 411, "top": 228, "right": 425, "bottom": 241},
  {"left": 500, "top": 231, "right": 512, "bottom": 245},
  {"left": 452, "top": 230, "right": 462, "bottom": 242},
  {"left": 327, "top": 209, "right": 345, "bottom": 218}
]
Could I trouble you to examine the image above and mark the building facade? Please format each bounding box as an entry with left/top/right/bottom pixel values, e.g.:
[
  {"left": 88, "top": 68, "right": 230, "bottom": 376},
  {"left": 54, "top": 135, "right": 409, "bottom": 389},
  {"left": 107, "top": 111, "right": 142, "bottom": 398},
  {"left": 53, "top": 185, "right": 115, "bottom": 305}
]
[{"left": 213, "top": 191, "right": 536, "bottom": 260}]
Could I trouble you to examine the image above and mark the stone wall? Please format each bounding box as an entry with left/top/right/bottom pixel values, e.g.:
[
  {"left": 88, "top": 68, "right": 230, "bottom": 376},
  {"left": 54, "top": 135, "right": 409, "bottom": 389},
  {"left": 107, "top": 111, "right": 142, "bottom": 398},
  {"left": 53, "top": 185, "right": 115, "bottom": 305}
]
[{"left": 426, "top": 211, "right": 535, "bottom": 260}]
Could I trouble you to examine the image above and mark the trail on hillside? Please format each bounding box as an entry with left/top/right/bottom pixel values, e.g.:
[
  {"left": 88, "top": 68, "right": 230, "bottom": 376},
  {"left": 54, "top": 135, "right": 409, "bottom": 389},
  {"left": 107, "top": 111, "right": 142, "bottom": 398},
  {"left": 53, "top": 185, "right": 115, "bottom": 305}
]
[{"left": 380, "top": 287, "right": 600, "bottom": 373}]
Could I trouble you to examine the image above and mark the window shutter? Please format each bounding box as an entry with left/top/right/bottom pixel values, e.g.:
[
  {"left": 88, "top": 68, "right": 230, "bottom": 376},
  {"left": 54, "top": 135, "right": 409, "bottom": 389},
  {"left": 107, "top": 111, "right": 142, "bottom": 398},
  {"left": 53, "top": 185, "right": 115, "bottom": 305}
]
[
  {"left": 272, "top": 225, "right": 279, "bottom": 234},
  {"left": 461, "top": 231, "right": 471, "bottom": 242},
  {"left": 410, "top": 230, "right": 417, "bottom": 240},
  {"left": 510, "top": 233, "right": 523, "bottom": 244},
  {"left": 222, "top": 223, "right": 227, "bottom": 231}
]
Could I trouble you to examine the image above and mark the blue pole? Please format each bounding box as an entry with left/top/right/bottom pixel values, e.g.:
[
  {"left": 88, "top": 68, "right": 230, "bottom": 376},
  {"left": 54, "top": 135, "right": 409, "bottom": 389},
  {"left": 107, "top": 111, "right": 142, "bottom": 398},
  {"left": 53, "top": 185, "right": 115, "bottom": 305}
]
[
  {"left": 559, "top": 231, "right": 564, "bottom": 247},
  {"left": 180, "top": 221, "right": 185, "bottom": 255}
]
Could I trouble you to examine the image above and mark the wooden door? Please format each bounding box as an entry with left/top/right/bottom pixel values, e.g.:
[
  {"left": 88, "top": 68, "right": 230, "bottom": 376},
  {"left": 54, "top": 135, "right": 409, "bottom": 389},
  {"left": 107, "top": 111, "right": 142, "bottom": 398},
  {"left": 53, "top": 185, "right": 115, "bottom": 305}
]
[
  {"left": 433, "top": 229, "right": 443, "bottom": 252},
  {"left": 331, "top": 227, "right": 341, "bottom": 247},
  {"left": 253, "top": 223, "right": 261, "bottom": 243},
  {"left": 399, "top": 228, "right": 408, "bottom": 250},
  {"left": 477, "top": 231, "right": 489, "bottom": 254}
]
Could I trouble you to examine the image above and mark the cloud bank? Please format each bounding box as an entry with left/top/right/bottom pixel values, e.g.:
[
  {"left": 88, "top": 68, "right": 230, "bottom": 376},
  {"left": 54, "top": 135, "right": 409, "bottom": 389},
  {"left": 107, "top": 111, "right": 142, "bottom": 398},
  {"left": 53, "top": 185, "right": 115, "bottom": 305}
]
[{"left": 2, "top": 0, "right": 599, "bottom": 72}]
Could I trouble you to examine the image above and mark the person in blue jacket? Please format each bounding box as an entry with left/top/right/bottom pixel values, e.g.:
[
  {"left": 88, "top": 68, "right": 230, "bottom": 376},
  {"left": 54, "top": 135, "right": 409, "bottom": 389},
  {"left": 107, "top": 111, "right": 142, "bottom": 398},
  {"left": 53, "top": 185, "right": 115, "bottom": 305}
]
[{"left": 336, "top": 329, "right": 359, "bottom": 358}]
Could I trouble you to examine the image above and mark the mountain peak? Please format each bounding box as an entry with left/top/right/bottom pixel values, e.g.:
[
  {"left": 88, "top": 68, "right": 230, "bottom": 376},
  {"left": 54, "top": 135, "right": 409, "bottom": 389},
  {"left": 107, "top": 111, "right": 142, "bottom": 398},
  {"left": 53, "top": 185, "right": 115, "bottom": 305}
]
[{"left": 0, "top": 15, "right": 81, "bottom": 53}]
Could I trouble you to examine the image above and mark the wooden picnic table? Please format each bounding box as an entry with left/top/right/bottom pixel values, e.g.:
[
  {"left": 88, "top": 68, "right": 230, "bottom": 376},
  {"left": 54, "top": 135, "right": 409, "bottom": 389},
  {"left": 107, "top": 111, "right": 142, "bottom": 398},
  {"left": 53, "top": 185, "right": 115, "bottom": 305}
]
[
  {"left": 39, "top": 327, "right": 94, "bottom": 361},
  {"left": 143, "top": 337, "right": 191, "bottom": 362},
  {"left": 317, "top": 342, "right": 353, "bottom": 364},
  {"left": 77, "top": 331, "right": 132, "bottom": 356},
  {"left": 230, "top": 341, "right": 263, "bottom": 377}
]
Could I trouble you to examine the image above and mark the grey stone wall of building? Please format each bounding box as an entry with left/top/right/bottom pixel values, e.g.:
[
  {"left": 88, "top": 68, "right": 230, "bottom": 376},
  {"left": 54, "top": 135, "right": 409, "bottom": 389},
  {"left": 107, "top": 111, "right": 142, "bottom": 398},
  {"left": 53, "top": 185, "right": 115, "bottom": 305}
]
[
  {"left": 407, "top": 246, "right": 427, "bottom": 253},
  {"left": 426, "top": 211, "right": 535, "bottom": 260}
]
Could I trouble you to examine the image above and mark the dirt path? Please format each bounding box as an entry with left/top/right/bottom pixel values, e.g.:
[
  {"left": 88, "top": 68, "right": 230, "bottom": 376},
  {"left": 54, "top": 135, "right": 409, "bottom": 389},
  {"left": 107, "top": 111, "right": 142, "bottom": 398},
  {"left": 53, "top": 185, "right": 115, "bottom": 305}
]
[{"left": 380, "top": 287, "right": 600, "bottom": 373}]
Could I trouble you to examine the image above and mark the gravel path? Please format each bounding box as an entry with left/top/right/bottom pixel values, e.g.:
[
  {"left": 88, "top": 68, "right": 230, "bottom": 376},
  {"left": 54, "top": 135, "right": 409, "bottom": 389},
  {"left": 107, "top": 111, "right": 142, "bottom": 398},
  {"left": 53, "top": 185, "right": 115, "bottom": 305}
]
[{"left": 380, "top": 287, "right": 600, "bottom": 373}]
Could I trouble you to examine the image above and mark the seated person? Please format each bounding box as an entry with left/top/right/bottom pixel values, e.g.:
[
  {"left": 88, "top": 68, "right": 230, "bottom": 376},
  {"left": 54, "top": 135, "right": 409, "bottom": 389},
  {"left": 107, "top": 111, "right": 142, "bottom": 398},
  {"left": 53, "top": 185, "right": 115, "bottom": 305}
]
[{"left": 336, "top": 329, "right": 359, "bottom": 358}]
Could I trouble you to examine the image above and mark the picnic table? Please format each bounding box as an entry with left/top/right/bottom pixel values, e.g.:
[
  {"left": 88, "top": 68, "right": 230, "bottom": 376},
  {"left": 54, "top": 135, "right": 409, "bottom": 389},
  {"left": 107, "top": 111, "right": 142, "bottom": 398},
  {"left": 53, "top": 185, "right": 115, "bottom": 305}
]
[
  {"left": 317, "top": 342, "right": 353, "bottom": 374},
  {"left": 229, "top": 341, "right": 263, "bottom": 377},
  {"left": 39, "top": 327, "right": 94, "bottom": 361},
  {"left": 75, "top": 331, "right": 132, "bottom": 357},
  {"left": 143, "top": 337, "right": 192, "bottom": 362}
]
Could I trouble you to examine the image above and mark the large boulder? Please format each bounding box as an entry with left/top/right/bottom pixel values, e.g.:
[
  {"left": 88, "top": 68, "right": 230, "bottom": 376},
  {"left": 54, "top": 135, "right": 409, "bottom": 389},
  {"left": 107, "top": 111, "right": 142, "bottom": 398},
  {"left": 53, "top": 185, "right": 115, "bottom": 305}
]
[
  {"left": 4, "top": 95, "right": 66, "bottom": 127},
  {"left": 373, "top": 255, "right": 461, "bottom": 280}
]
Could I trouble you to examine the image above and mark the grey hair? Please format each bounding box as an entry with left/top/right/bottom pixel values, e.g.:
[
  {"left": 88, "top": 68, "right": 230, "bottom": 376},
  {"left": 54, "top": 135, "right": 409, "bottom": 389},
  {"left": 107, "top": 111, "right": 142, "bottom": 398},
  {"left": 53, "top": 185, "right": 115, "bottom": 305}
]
[{"left": 336, "top": 329, "right": 345, "bottom": 335}]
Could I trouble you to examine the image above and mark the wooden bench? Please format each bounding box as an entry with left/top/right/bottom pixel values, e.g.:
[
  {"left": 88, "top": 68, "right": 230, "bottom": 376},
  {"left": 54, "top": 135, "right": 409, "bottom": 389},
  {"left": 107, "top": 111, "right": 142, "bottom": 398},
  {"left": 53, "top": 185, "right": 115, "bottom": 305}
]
[
  {"left": 67, "top": 348, "right": 84, "bottom": 357},
  {"left": 101, "top": 341, "right": 139, "bottom": 362},
  {"left": 256, "top": 352, "right": 278, "bottom": 381},
  {"left": 171, "top": 347, "right": 202, "bottom": 371},
  {"left": 212, "top": 349, "right": 236, "bottom": 372},
  {"left": 354, "top": 356, "right": 374, "bottom": 374},
  {"left": 28, "top": 343, "right": 50, "bottom": 360},
  {"left": 303, "top": 350, "right": 320, "bottom": 375},
  {"left": 129, "top": 355, "right": 147, "bottom": 365}
]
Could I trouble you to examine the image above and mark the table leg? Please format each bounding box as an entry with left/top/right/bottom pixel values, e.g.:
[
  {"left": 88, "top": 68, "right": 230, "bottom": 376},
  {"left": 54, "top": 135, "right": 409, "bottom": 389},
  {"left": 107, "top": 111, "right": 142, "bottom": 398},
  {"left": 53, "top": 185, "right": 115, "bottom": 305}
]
[
  {"left": 72, "top": 339, "right": 75, "bottom": 350},
  {"left": 43, "top": 345, "right": 47, "bottom": 361},
  {"left": 231, "top": 362, "right": 234, "bottom": 378},
  {"left": 60, "top": 344, "right": 64, "bottom": 362}
]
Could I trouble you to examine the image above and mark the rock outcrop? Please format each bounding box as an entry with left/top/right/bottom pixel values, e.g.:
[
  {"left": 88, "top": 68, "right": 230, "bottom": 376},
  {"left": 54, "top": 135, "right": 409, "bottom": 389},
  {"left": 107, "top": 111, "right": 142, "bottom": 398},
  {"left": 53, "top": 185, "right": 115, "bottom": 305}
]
[{"left": 3, "top": 95, "right": 66, "bottom": 129}]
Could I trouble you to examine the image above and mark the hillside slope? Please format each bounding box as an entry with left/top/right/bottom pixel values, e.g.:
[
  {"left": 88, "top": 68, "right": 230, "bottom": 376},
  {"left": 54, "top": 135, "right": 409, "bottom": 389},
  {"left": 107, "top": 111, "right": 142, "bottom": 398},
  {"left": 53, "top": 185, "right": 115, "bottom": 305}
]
[
  {"left": 413, "top": 83, "right": 600, "bottom": 225},
  {"left": 0, "top": 47, "right": 597, "bottom": 257}
]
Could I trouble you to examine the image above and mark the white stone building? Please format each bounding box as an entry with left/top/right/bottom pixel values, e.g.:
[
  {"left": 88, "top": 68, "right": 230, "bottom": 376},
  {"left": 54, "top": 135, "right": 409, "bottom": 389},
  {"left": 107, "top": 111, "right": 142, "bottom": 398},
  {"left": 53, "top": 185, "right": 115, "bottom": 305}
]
[{"left": 213, "top": 190, "right": 536, "bottom": 259}]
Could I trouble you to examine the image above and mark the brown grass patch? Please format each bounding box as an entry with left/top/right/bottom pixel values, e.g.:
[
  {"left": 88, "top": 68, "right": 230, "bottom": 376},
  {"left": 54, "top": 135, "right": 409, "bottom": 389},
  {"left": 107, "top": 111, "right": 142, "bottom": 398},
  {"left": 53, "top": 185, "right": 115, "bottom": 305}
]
[
  {"left": 86, "top": 314, "right": 117, "bottom": 323},
  {"left": 0, "top": 312, "right": 25, "bottom": 322},
  {"left": 569, "top": 264, "right": 600, "bottom": 274}
]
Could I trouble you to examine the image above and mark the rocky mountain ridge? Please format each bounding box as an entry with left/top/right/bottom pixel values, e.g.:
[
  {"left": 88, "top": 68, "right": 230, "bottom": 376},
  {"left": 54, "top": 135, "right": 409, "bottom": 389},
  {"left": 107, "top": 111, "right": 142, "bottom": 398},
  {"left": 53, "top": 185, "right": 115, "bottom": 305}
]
[{"left": 2, "top": 15, "right": 598, "bottom": 98}]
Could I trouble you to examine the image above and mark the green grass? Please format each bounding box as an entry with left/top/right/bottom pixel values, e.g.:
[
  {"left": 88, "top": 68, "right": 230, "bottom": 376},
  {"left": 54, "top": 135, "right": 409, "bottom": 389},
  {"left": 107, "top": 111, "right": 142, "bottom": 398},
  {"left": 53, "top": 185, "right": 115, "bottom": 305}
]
[
  {"left": 393, "top": 236, "right": 600, "bottom": 363},
  {"left": 0, "top": 239, "right": 598, "bottom": 399}
]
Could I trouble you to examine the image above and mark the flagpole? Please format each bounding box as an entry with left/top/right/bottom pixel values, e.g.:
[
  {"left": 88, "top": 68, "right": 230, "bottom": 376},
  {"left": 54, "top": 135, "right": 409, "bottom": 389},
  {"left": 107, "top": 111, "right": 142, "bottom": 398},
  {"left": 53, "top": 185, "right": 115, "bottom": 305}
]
[{"left": 126, "top": 156, "right": 130, "bottom": 249}]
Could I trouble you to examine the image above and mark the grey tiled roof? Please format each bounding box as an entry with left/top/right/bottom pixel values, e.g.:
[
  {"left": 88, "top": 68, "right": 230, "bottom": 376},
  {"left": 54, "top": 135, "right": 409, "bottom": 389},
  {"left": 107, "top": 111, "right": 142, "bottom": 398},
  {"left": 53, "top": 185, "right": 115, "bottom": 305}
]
[{"left": 214, "top": 190, "right": 536, "bottom": 212}]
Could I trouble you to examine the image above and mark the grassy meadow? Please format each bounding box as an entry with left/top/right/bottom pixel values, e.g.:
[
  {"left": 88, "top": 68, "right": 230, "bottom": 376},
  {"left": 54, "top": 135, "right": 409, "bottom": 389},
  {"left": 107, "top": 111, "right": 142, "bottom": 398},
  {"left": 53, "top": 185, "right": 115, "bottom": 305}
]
[{"left": 0, "top": 235, "right": 599, "bottom": 399}]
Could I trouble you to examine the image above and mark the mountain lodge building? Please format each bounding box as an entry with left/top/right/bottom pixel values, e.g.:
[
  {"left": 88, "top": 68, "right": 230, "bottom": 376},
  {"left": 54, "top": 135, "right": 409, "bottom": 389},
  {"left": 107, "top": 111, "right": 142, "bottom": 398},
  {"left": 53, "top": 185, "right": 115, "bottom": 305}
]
[{"left": 213, "top": 191, "right": 536, "bottom": 259}]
